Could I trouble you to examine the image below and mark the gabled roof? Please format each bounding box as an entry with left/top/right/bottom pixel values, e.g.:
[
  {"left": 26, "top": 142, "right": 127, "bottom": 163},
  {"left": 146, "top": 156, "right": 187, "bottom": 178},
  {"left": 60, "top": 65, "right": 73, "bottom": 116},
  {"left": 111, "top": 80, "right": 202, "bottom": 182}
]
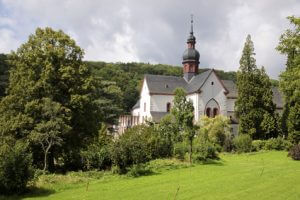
[
  {"left": 144, "top": 74, "right": 187, "bottom": 94},
  {"left": 221, "top": 80, "right": 237, "bottom": 98},
  {"left": 185, "top": 69, "right": 212, "bottom": 93}
]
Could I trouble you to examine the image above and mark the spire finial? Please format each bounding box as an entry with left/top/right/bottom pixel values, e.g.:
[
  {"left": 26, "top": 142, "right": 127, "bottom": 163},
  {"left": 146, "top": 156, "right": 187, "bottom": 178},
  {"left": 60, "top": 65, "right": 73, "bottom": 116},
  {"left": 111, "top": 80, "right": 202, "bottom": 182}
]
[{"left": 190, "top": 14, "right": 194, "bottom": 34}]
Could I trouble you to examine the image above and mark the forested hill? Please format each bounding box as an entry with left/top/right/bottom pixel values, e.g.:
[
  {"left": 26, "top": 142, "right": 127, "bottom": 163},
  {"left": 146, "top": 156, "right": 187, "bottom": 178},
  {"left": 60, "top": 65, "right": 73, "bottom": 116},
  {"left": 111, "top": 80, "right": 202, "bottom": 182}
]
[
  {"left": 2, "top": 55, "right": 278, "bottom": 114},
  {"left": 86, "top": 61, "right": 237, "bottom": 113}
]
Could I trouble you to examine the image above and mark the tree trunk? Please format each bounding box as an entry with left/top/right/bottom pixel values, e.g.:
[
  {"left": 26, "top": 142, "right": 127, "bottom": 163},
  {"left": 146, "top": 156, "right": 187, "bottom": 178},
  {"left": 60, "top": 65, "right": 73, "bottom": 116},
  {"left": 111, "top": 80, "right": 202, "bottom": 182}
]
[
  {"left": 189, "top": 139, "right": 193, "bottom": 164},
  {"left": 43, "top": 143, "right": 52, "bottom": 172}
]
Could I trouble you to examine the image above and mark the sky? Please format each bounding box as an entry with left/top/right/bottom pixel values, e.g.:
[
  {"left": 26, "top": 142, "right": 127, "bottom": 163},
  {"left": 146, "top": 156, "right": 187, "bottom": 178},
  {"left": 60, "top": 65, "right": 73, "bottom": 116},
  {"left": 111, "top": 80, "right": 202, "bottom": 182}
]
[{"left": 0, "top": 0, "right": 299, "bottom": 79}]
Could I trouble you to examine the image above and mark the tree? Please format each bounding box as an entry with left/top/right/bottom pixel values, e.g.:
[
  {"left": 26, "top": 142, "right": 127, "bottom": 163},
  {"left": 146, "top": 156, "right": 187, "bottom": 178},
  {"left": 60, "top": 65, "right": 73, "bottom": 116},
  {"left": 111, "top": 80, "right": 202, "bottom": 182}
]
[
  {"left": 28, "top": 98, "right": 71, "bottom": 171},
  {"left": 0, "top": 27, "right": 121, "bottom": 170},
  {"left": 171, "top": 88, "right": 196, "bottom": 163},
  {"left": 259, "top": 67, "right": 278, "bottom": 138},
  {"left": 235, "top": 35, "right": 277, "bottom": 139},
  {"left": 277, "top": 16, "right": 300, "bottom": 144}
]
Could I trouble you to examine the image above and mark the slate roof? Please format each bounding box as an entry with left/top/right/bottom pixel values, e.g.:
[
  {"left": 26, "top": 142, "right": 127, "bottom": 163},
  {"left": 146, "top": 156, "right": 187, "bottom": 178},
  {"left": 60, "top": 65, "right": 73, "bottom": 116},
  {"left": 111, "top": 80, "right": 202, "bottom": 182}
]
[
  {"left": 221, "top": 80, "right": 237, "bottom": 98},
  {"left": 185, "top": 69, "right": 213, "bottom": 93},
  {"left": 144, "top": 74, "right": 187, "bottom": 94}
]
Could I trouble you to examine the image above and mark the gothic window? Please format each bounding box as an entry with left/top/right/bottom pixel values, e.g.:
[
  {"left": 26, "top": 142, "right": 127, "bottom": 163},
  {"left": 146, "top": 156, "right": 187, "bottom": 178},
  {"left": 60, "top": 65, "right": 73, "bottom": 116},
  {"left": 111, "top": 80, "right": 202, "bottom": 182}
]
[
  {"left": 206, "top": 107, "right": 211, "bottom": 117},
  {"left": 205, "top": 98, "right": 220, "bottom": 118},
  {"left": 213, "top": 108, "right": 219, "bottom": 117},
  {"left": 166, "top": 102, "right": 171, "bottom": 112},
  {"left": 144, "top": 102, "right": 146, "bottom": 112}
]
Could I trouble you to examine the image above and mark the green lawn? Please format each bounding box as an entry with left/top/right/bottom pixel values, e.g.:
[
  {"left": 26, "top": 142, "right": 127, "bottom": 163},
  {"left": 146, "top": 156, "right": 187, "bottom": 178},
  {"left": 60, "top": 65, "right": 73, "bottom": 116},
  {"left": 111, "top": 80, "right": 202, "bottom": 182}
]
[{"left": 3, "top": 151, "right": 300, "bottom": 200}]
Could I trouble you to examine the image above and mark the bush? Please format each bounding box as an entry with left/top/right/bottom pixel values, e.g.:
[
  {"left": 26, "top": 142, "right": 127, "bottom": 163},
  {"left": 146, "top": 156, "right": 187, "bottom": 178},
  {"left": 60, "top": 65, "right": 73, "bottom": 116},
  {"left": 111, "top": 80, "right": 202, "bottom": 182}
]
[
  {"left": 193, "top": 132, "right": 219, "bottom": 162},
  {"left": 193, "top": 141, "right": 218, "bottom": 162},
  {"left": 173, "top": 142, "right": 188, "bottom": 160},
  {"left": 0, "top": 141, "right": 33, "bottom": 194},
  {"left": 81, "top": 124, "right": 113, "bottom": 170},
  {"left": 223, "top": 133, "right": 234, "bottom": 152},
  {"left": 233, "top": 134, "right": 252, "bottom": 153},
  {"left": 199, "top": 115, "right": 230, "bottom": 147},
  {"left": 252, "top": 140, "right": 266, "bottom": 151},
  {"left": 127, "top": 164, "right": 152, "bottom": 177},
  {"left": 263, "top": 137, "right": 291, "bottom": 151},
  {"left": 288, "top": 144, "right": 300, "bottom": 160},
  {"left": 80, "top": 143, "right": 112, "bottom": 170},
  {"left": 110, "top": 125, "right": 152, "bottom": 173}
]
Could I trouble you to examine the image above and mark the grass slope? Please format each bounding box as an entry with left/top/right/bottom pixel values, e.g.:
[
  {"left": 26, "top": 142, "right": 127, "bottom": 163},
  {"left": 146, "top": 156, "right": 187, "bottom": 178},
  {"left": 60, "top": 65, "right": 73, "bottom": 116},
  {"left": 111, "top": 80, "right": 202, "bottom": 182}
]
[{"left": 4, "top": 151, "right": 300, "bottom": 200}]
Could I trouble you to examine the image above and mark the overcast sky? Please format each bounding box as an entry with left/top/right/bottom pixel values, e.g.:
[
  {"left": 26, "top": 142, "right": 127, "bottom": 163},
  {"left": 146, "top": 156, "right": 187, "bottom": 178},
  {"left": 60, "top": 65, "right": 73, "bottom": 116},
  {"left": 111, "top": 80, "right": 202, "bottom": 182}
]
[{"left": 0, "top": 0, "right": 299, "bottom": 79}]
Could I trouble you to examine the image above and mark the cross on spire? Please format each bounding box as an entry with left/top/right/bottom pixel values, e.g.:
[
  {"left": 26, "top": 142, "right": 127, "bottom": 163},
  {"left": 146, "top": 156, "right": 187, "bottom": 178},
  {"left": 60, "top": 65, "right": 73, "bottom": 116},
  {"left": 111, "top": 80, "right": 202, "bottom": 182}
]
[{"left": 190, "top": 14, "right": 194, "bottom": 34}]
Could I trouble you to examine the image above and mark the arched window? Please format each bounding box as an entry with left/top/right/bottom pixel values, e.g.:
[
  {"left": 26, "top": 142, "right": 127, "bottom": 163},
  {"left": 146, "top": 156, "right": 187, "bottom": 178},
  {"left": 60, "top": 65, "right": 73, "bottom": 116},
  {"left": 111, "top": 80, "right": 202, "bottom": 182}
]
[
  {"left": 166, "top": 102, "right": 171, "bottom": 112},
  {"left": 213, "top": 108, "right": 219, "bottom": 117},
  {"left": 206, "top": 107, "right": 211, "bottom": 117},
  {"left": 205, "top": 98, "right": 220, "bottom": 118}
]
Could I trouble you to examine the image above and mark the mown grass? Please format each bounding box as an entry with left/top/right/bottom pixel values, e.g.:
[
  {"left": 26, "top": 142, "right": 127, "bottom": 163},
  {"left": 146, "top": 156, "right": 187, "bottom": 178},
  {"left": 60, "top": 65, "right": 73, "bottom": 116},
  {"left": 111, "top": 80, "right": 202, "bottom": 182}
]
[{"left": 1, "top": 151, "right": 300, "bottom": 200}]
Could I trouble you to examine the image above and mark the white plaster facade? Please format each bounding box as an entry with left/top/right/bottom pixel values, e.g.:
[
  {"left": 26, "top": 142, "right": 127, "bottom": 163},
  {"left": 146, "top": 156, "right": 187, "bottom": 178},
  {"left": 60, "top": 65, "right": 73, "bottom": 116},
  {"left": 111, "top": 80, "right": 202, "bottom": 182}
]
[{"left": 132, "top": 70, "right": 237, "bottom": 131}]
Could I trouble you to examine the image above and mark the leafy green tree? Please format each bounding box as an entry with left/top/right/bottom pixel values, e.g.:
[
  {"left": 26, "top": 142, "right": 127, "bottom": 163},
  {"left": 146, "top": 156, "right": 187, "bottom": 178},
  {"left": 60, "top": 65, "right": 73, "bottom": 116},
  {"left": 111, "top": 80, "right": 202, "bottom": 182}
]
[
  {"left": 27, "top": 98, "right": 71, "bottom": 171},
  {"left": 171, "top": 88, "right": 196, "bottom": 163},
  {"left": 0, "top": 27, "right": 121, "bottom": 170},
  {"left": 235, "top": 35, "right": 277, "bottom": 139},
  {"left": 277, "top": 16, "right": 300, "bottom": 144}
]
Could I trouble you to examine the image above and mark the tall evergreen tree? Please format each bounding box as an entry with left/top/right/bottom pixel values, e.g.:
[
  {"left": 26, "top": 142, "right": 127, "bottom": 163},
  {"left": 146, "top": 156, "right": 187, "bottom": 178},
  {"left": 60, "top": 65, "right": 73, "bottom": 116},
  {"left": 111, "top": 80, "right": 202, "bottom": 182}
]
[
  {"left": 235, "top": 35, "right": 277, "bottom": 139},
  {"left": 277, "top": 16, "right": 300, "bottom": 144}
]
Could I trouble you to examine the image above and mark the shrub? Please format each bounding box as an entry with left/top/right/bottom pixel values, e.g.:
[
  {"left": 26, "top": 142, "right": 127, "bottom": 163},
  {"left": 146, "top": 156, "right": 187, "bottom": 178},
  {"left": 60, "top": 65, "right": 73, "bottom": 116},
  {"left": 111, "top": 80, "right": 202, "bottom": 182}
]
[
  {"left": 193, "top": 141, "right": 218, "bottom": 162},
  {"left": 252, "top": 140, "right": 266, "bottom": 151},
  {"left": 80, "top": 143, "right": 111, "bottom": 170},
  {"left": 127, "top": 164, "right": 152, "bottom": 177},
  {"left": 173, "top": 142, "right": 188, "bottom": 160},
  {"left": 233, "top": 134, "right": 252, "bottom": 153},
  {"left": 199, "top": 115, "right": 230, "bottom": 147},
  {"left": 223, "top": 133, "right": 234, "bottom": 152},
  {"left": 193, "top": 132, "right": 219, "bottom": 162},
  {"left": 288, "top": 144, "right": 300, "bottom": 160},
  {"left": 263, "top": 137, "right": 290, "bottom": 151},
  {"left": 81, "top": 124, "right": 113, "bottom": 170},
  {"left": 0, "top": 141, "right": 33, "bottom": 194},
  {"left": 110, "top": 125, "right": 153, "bottom": 173}
]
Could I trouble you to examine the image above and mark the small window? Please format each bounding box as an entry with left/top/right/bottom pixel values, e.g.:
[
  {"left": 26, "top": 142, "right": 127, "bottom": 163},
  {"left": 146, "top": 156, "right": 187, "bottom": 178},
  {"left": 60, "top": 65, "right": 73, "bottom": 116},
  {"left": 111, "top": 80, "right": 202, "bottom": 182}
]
[
  {"left": 144, "top": 102, "right": 146, "bottom": 112},
  {"left": 211, "top": 81, "right": 214, "bottom": 85},
  {"left": 165, "top": 84, "right": 169, "bottom": 88},
  {"left": 206, "top": 107, "right": 211, "bottom": 117},
  {"left": 166, "top": 102, "right": 171, "bottom": 112}
]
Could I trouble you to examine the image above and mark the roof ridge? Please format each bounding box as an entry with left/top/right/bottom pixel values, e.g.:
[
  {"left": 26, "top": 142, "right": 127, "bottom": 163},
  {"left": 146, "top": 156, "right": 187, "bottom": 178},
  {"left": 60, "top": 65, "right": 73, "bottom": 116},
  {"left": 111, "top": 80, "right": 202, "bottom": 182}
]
[{"left": 144, "top": 74, "right": 182, "bottom": 78}]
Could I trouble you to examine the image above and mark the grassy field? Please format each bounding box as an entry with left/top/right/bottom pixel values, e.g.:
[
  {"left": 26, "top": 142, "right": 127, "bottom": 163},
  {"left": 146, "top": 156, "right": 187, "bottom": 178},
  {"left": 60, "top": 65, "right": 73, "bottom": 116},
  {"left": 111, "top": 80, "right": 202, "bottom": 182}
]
[{"left": 2, "top": 151, "right": 300, "bottom": 200}]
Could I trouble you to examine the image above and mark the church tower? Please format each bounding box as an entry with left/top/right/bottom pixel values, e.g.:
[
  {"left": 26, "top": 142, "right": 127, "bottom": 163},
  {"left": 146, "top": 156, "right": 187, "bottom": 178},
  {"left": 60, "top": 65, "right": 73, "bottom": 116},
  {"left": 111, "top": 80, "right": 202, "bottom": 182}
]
[{"left": 182, "top": 15, "right": 200, "bottom": 82}]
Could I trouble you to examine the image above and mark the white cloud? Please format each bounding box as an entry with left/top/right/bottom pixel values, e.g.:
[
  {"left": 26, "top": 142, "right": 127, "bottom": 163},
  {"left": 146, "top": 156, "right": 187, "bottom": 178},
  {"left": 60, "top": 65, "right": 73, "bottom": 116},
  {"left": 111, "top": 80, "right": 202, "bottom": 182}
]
[{"left": 0, "top": 0, "right": 299, "bottom": 79}]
